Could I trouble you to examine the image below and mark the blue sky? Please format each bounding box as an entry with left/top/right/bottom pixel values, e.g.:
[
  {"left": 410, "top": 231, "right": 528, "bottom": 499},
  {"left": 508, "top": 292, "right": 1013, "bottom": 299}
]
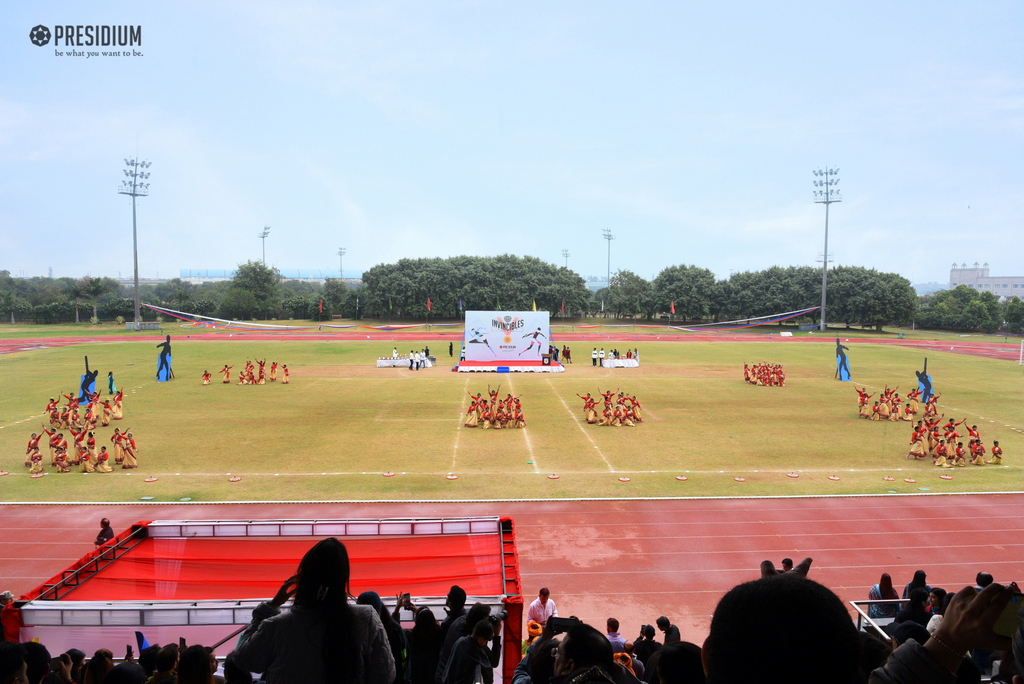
[{"left": 3, "top": 1, "right": 1022, "bottom": 284}]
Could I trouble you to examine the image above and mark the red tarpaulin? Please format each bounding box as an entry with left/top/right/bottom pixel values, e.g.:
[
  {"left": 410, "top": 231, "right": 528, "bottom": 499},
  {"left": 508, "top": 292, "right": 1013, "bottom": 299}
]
[{"left": 52, "top": 534, "right": 505, "bottom": 602}]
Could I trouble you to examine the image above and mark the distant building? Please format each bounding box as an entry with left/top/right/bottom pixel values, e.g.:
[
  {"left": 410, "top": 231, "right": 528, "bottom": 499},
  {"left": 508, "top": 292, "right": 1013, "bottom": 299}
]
[
  {"left": 949, "top": 262, "right": 1024, "bottom": 299},
  {"left": 179, "top": 269, "right": 362, "bottom": 285},
  {"left": 913, "top": 282, "right": 945, "bottom": 296}
]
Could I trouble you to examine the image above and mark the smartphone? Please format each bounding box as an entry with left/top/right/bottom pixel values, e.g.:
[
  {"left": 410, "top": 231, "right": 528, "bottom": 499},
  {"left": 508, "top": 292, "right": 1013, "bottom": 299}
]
[
  {"left": 179, "top": 637, "right": 187, "bottom": 652},
  {"left": 993, "top": 592, "right": 1023, "bottom": 638},
  {"left": 401, "top": 592, "right": 411, "bottom": 604},
  {"left": 548, "top": 616, "right": 578, "bottom": 634}
]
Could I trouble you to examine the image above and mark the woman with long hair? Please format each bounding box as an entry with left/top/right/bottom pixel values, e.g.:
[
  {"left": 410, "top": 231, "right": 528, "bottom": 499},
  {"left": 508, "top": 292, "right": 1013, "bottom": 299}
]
[
  {"left": 867, "top": 573, "right": 900, "bottom": 619},
  {"left": 176, "top": 645, "right": 214, "bottom": 684},
  {"left": 406, "top": 607, "right": 443, "bottom": 684},
  {"left": 901, "top": 570, "right": 930, "bottom": 598},
  {"left": 234, "top": 537, "right": 395, "bottom": 684},
  {"left": 82, "top": 650, "right": 114, "bottom": 684}
]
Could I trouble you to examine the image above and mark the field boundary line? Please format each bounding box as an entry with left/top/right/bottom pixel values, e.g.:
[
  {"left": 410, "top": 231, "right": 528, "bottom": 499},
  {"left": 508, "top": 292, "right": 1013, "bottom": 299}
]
[
  {"left": 506, "top": 376, "right": 539, "bottom": 473},
  {"left": 450, "top": 377, "right": 469, "bottom": 470},
  {"left": 545, "top": 378, "right": 614, "bottom": 472}
]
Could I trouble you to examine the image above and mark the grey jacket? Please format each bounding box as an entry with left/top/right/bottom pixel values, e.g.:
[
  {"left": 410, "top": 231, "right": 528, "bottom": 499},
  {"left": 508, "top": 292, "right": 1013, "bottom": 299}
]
[
  {"left": 234, "top": 601, "right": 396, "bottom": 684},
  {"left": 869, "top": 640, "right": 956, "bottom": 684}
]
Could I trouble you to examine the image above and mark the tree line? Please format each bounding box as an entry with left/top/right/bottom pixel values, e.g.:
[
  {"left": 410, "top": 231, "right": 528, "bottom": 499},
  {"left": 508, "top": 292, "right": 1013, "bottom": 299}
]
[{"left": 2, "top": 258, "right": 1021, "bottom": 333}]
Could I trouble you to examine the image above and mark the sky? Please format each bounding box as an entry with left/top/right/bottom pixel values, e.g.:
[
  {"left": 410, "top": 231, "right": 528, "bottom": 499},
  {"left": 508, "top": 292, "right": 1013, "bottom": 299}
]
[{"left": 2, "top": 1, "right": 1023, "bottom": 285}]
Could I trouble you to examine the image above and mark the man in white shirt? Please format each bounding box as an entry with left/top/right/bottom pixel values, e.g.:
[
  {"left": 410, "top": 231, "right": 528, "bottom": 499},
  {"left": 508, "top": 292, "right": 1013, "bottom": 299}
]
[
  {"left": 526, "top": 587, "right": 557, "bottom": 626},
  {"left": 393, "top": 347, "right": 398, "bottom": 359},
  {"left": 599, "top": 348, "right": 606, "bottom": 367},
  {"left": 592, "top": 348, "right": 598, "bottom": 367}
]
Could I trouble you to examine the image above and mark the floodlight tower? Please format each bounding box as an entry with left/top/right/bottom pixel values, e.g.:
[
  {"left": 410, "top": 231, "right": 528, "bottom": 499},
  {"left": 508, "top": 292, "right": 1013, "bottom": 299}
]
[
  {"left": 338, "top": 247, "right": 346, "bottom": 279},
  {"left": 258, "top": 225, "right": 271, "bottom": 265},
  {"left": 812, "top": 167, "right": 841, "bottom": 331},
  {"left": 601, "top": 228, "right": 614, "bottom": 288},
  {"left": 118, "top": 158, "right": 151, "bottom": 329},
  {"left": 562, "top": 249, "right": 570, "bottom": 269}
]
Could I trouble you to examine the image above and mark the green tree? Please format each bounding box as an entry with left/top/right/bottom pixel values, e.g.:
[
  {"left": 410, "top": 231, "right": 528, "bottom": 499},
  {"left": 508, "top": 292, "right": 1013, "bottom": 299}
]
[
  {"left": 64, "top": 282, "right": 83, "bottom": 323},
  {"left": 653, "top": 265, "right": 716, "bottom": 321},
  {"left": 83, "top": 277, "right": 113, "bottom": 320},
  {"left": 606, "top": 270, "right": 652, "bottom": 318},
  {"left": 230, "top": 261, "right": 282, "bottom": 318},
  {"left": 1004, "top": 297, "right": 1024, "bottom": 333},
  {"left": 219, "top": 289, "right": 257, "bottom": 320}
]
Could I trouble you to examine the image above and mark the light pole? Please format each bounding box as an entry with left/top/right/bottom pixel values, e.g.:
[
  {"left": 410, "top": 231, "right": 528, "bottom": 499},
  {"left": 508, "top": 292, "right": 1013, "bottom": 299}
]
[
  {"left": 118, "top": 158, "right": 151, "bottom": 330},
  {"left": 562, "top": 249, "right": 570, "bottom": 269},
  {"left": 601, "top": 228, "right": 614, "bottom": 288},
  {"left": 338, "top": 247, "right": 346, "bottom": 280},
  {"left": 813, "top": 167, "right": 841, "bottom": 331},
  {"left": 258, "top": 225, "right": 271, "bottom": 265}
]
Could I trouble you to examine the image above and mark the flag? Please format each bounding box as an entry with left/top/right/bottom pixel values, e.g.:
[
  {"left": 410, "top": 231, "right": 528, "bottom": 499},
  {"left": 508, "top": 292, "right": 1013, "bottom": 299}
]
[
  {"left": 427, "top": 298, "right": 432, "bottom": 312},
  {"left": 389, "top": 298, "right": 393, "bottom": 310},
  {"left": 532, "top": 300, "right": 536, "bottom": 311},
  {"left": 356, "top": 297, "right": 359, "bottom": 310},
  {"left": 671, "top": 301, "right": 675, "bottom": 315},
  {"left": 601, "top": 300, "right": 604, "bottom": 312},
  {"left": 319, "top": 299, "right": 323, "bottom": 313},
  {"left": 636, "top": 300, "right": 641, "bottom": 312},
  {"left": 497, "top": 300, "right": 501, "bottom": 310},
  {"left": 561, "top": 300, "right": 565, "bottom": 315},
  {"left": 459, "top": 298, "right": 463, "bottom": 312}
]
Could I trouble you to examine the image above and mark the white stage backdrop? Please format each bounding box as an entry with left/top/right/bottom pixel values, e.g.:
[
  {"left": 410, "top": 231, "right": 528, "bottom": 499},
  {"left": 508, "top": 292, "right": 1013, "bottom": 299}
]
[{"left": 464, "top": 311, "right": 550, "bottom": 362}]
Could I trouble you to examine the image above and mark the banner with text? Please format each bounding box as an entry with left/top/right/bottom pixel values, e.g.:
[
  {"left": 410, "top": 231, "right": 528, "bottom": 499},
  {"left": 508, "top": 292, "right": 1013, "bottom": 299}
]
[{"left": 464, "top": 311, "right": 550, "bottom": 363}]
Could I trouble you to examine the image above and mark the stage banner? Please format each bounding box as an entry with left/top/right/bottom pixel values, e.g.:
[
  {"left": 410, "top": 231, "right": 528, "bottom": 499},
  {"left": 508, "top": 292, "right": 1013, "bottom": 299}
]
[{"left": 464, "top": 311, "right": 550, "bottom": 363}]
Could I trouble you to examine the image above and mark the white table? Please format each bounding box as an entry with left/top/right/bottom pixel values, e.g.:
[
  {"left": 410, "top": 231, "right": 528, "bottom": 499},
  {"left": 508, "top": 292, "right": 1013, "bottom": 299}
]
[
  {"left": 602, "top": 358, "right": 639, "bottom": 368},
  {"left": 377, "top": 357, "right": 434, "bottom": 368}
]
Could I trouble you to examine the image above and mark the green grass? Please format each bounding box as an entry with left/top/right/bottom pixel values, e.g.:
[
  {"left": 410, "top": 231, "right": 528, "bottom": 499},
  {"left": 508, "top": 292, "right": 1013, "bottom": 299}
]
[{"left": 0, "top": 337, "right": 1021, "bottom": 502}]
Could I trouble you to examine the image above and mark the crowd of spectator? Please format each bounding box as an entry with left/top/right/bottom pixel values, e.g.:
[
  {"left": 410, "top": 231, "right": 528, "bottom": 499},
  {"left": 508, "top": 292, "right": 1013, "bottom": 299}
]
[{"left": 3, "top": 540, "right": 1023, "bottom": 684}]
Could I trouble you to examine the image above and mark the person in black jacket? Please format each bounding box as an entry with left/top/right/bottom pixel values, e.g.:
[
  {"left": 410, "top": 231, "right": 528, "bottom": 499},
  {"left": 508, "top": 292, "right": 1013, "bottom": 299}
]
[
  {"left": 439, "top": 586, "right": 467, "bottom": 642},
  {"left": 406, "top": 608, "right": 444, "bottom": 684},
  {"left": 441, "top": 620, "right": 500, "bottom": 684},
  {"left": 435, "top": 603, "right": 491, "bottom": 684}
]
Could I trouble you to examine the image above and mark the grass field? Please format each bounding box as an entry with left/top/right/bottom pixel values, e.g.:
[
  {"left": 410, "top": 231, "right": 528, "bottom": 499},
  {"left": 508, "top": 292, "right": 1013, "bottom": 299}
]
[{"left": 0, "top": 336, "right": 1022, "bottom": 502}]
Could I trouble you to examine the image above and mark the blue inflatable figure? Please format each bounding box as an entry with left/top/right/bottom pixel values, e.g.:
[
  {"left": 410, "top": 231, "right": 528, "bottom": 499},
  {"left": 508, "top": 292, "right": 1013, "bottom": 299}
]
[
  {"left": 835, "top": 338, "right": 851, "bottom": 381},
  {"left": 79, "top": 356, "right": 98, "bottom": 401},
  {"left": 156, "top": 335, "right": 173, "bottom": 382},
  {"left": 916, "top": 358, "right": 933, "bottom": 403}
]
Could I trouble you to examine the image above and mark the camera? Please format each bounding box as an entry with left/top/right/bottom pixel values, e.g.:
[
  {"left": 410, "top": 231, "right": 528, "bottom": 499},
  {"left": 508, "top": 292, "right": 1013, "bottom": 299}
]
[{"left": 487, "top": 610, "right": 508, "bottom": 624}]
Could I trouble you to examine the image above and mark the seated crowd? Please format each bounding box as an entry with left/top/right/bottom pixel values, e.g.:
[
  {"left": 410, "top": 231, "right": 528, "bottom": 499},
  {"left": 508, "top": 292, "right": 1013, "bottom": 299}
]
[{"left": 2, "top": 541, "right": 1023, "bottom": 684}]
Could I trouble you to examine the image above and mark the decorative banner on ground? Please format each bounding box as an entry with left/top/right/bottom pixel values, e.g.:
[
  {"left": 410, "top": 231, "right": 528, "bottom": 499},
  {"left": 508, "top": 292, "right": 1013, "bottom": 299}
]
[
  {"left": 463, "top": 311, "right": 550, "bottom": 362},
  {"left": 916, "top": 358, "right": 933, "bottom": 402},
  {"left": 835, "top": 338, "right": 852, "bottom": 381}
]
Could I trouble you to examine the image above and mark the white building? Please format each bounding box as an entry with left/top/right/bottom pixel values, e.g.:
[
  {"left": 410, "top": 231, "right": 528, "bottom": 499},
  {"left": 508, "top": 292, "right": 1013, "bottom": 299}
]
[{"left": 949, "top": 262, "right": 1024, "bottom": 299}]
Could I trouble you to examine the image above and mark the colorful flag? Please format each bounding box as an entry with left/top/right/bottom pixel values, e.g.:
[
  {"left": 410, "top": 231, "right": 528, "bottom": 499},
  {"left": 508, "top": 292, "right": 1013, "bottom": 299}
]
[
  {"left": 497, "top": 300, "right": 501, "bottom": 310},
  {"left": 671, "top": 301, "right": 675, "bottom": 315},
  {"left": 636, "top": 300, "right": 641, "bottom": 312},
  {"left": 601, "top": 300, "right": 604, "bottom": 312},
  {"left": 427, "top": 298, "right": 432, "bottom": 312},
  {"left": 356, "top": 297, "right": 359, "bottom": 310},
  {"left": 532, "top": 300, "right": 537, "bottom": 311}
]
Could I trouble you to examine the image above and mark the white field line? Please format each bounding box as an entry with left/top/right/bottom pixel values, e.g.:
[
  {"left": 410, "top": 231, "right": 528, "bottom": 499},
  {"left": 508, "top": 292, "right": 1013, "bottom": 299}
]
[
  {"left": 545, "top": 378, "right": 614, "bottom": 472},
  {"left": 506, "top": 376, "right": 539, "bottom": 473},
  {"left": 451, "top": 377, "right": 469, "bottom": 470}
]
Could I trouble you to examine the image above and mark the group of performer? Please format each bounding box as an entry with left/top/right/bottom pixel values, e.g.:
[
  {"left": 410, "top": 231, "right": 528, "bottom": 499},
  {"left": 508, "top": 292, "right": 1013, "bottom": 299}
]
[
  {"left": 464, "top": 385, "right": 526, "bottom": 429},
  {"left": 577, "top": 388, "right": 643, "bottom": 426},
  {"left": 25, "top": 389, "right": 138, "bottom": 474},
  {"left": 744, "top": 363, "right": 786, "bottom": 387},
  {"left": 855, "top": 385, "right": 936, "bottom": 421},
  {"left": 207, "top": 359, "right": 289, "bottom": 385},
  {"left": 906, "top": 415, "right": 1003, "bottom": 467}
]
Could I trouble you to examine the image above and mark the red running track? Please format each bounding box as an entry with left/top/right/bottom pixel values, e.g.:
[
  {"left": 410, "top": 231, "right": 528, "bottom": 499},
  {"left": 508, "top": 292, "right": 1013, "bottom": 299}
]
[
  {"left": 4, "top": 494, "right": 1024, "bottom": 644},
  {"left": 2, "top": 332, "right": 1021, "bottom": 361}
]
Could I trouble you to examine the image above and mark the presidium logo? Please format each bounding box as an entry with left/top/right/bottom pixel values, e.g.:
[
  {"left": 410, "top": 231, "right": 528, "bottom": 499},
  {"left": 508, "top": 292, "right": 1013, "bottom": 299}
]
[{"left": 29, "top": 24, "right": 143, "bottom": 57}]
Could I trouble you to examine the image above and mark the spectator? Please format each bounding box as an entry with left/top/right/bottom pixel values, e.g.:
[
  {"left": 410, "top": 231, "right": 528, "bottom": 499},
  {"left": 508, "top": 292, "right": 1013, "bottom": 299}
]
[
  {"left": 606, "top": 619, "right": 625, "bottom": 653},
  {"left": 440, "top": 620, "right": 500, "bottom": 684},
  {"left": 222, "top": 652, "right": 251, "bottom": 684},
  {"left": 406, "top": 608, "right": 443, "bottom": 684},
  {"left": 233, "top": 537, "right": 395, "bottom": 684},
  {"left": 94, "top": 519, "right": 114, "bottom": 547},
  {"left": 858, "top": 633, "right": 892, "bottom": 679},
  {"left": 622, "top": 642, "right": 644, "bottom": 680},
  {"left": 82, "top": 650, "right": 114, "bottom": 684},
  {"left": 927, "top": 588, "right": 948, "bottom": 615},
  {"left": 149, "top": 645, "right": 178, "bottom": 684},
  {"left": 780, "top": 558, "right": 793, "bottom": 572},
  {"left": 890, "top": 588, "right": 931, "bottom": 630},
  {"left": 871, "top": 583, "right": 1017, "bottom": 683},
  {"left": 0, "top": 642, "right": 27, "bottom": 684},
  {"left": 869, "top": 573, "right": 902, "bottom": 619},
  {"left": 632, "top": 626, "right": 659, "bottom": 667},
  {"left": 138, "top": 645, "right": 160, "bottom": 678},
  {"left": 440, "top": 587, "right": 467, "bottom": 642},
  {"left": 104, "top": 663, "right": 147, "bottom": 684},
  {"left": 65, "top": 650, "right": 86, "bottom": 684},
  {"left": 357, "top": 592, "right": 408, "bottom": 684},
  {"left": 902, "top": 570, "right": 931, "bottom": 599},
  {"left": 653, "top": 642, "right": 704, "bottom": 684},
  {"left": 435, "top": 603, "right": 491, "bottom": 684},
  {"left": 553, "top": 623, "right": 641, "bottom": 684},
  {"left": 703, "top": 575, "right": 862, "bottom": 684},
  {"left": 21, "top": 643, "right": 49, "bottom": 684},
  {"left": 976, "top": 573, "right": 993, "bottom": 590},
  {"left": 654, "top": 618, "right": 679, "bottom": 646},
  {"left": 927, "top": 592, "right": 954, "bottom": 635},
  {"left": 1, "top": 592, "right": 18, "bottom": 643},
  {"left": 176, "top": 645, "right": 213, "bottom": 684},
  {"left": 527, "top": 589, "right": 556, "bottom": 627}
]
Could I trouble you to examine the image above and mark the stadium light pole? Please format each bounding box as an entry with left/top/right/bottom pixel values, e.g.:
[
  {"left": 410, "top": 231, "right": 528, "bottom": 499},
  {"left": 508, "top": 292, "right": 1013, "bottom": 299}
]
[
  {"left": 258, "top": 225, "right": 271, "bottom": 265},
  {"left": 602, "top": 228, "right": 614, "bottom": 288},
  {"left": 562, "top": 249, "right": 570, "bottom": 269},
  {"left": 338, "top": 247, "right": 346, "bottom": 280},
  {"left": 118, "top": 158, "right": 151, "bottom": 330},
  {"left": 813, "top": 167, "right": 841, "bottom": 331}
]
